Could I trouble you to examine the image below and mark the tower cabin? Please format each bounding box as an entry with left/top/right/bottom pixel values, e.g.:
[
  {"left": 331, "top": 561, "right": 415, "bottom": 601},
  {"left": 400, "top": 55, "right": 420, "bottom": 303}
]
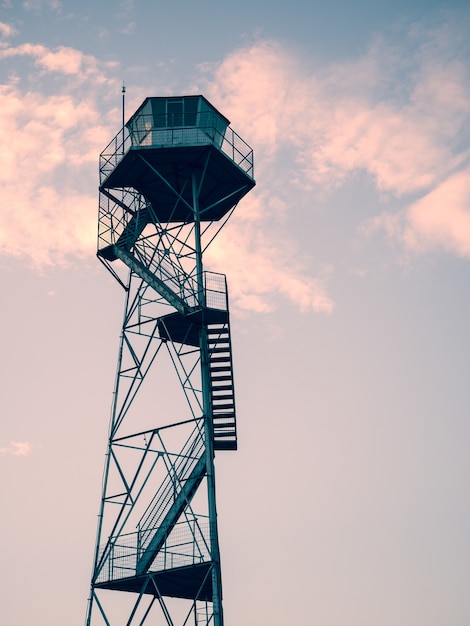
[{"left": 99, "top": 95, "right": 255, "bottom": 224}]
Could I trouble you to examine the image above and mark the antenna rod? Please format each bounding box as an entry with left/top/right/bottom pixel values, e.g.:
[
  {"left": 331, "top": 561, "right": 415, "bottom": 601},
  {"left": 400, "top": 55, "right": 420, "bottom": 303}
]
[{"left": 122, "top": 82, "right": 126, "bottom": 131}]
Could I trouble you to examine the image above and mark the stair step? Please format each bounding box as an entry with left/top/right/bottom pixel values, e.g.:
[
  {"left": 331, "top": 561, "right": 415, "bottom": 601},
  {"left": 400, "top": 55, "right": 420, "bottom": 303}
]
[
  {"left": 211, "top": 393, "right": 234, "bottom": 400},
  {"left": 210, "top": 384, "right": 233, "bottom": 391},
  {"left": 209, "top": 356, "right": 232, "bottom": 364},
  {"left": 214, "top": 439, "right": 236, "bottom": 445},
  {"left": 212, "top": 403, "right": 234, "bottom": 410},
  {"left": 214, "top": 439, "right": 238, "bottom": 450}
]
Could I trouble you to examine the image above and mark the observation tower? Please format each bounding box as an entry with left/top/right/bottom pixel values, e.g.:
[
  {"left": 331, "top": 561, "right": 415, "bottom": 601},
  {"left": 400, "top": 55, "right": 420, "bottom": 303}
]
[{"left": 85, "top": 95, "right": 255, "bottom": 626}]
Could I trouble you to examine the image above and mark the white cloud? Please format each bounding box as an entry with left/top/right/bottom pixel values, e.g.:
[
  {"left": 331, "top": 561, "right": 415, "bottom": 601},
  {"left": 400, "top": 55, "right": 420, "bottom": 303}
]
[
  {"left": 22, "top": 0, "right": 62, "bottom": 13},
  {"left": 118, "top": 21, "right": 136, "bottom": 35}
]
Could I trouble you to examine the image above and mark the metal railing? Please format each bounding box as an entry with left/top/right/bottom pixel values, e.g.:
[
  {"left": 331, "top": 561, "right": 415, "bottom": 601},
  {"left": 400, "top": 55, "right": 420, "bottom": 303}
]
[
  {"left": 99, "top": 112, "right": 254, "bottom": 184},
  {"left": 96, "top": 517, "right": 211, "bottom": 583},
  {"left": 204, "top": 272, "right": 228, "bottom": 311},
  {"left": 138, "top": 423, "right": 205, "bottom": 548}
]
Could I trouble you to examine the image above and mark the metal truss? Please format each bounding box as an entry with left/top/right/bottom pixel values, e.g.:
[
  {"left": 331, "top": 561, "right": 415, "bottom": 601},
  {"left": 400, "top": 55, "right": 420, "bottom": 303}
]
[
  {"left": 86, "top": 96, "right": 255, "bottom": 626},
  {"left": 86, "top": 265, "right": 225, "bottom": 625}
]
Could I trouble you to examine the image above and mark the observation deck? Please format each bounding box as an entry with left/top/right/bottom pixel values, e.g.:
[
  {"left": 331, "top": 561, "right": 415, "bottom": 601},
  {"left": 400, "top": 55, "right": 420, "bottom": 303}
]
[{"left": 99, "top": 95, "right": 255, "bottom": 223}]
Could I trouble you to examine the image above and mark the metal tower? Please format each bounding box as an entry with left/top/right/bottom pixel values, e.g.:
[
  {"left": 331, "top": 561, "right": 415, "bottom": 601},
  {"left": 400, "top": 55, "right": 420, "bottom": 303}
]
[{"left": 85, "top": 95, "right": 255, "bottom": 626}]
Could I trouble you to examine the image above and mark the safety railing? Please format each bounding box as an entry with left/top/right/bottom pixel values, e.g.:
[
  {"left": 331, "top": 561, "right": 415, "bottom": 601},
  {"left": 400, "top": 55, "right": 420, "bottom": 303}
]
[
  {"left": 137, "top": 422, "right": 204, "bottom": 549},
  {"left": 96, "top": 517, "right": 210, "bottom": 583},
  {"left": 204, "top": 271, "right": 228, "bottom": 311},
  {"left": 99, "top": 112, "right": 254, "bottom": 184},
  {"left": 99, "top": 126, "right": 131, "bottom": 184}
]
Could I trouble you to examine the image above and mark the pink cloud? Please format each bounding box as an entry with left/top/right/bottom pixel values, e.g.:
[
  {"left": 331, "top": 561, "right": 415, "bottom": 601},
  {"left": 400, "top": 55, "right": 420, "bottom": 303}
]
[
  {"left": 403, "top": 169, "right": 470, "bottom": 256},
  {"left": 0, "top": 35, "right": 335, "bottom": 312},
  {"left": 205, "top": 200, "right": 335, "bottom": 315},
  {"left": 2, "top": 14, "right": 469, "bottom": 308},
  {"left": 0, "top": 42, "right": 116, "bottom": 81},
  {"left": 203, "top": 23, "right": 470, "bottom": 265},
  {"left": 205, "top": 27, "right": 470, "bottom": 197},
  {"left": 0, "top": 21, "right": 17, "bottom": 38},
  {"left": 206, "top": 40, "right": 319, "bottom": 159},
  {"left": 39, "top": 45, "right": 87, "bottom": 75},
  {"left": 0, "top": 52, "right": 116, "bottom": 267},
  {"left": 363, "top": 169, "right": 470, "bottom": 258},
  {"left": 0, "top": 441, "right": 33, "bottom": 456}
]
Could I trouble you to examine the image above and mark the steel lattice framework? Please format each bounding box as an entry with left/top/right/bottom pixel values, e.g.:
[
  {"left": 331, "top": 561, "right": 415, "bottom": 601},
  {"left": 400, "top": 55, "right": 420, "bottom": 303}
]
[{"left": 85, "top": 95, "right": 255, "bottom": 626}]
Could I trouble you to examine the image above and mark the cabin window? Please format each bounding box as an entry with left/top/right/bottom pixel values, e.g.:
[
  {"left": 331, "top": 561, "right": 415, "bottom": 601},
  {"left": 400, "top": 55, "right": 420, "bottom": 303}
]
[
  {"left": 167, "top": 99, "right": 183, "bottom": 126},
  {"left": 151, "top": 97, "right": 199, "bottom": 128}
]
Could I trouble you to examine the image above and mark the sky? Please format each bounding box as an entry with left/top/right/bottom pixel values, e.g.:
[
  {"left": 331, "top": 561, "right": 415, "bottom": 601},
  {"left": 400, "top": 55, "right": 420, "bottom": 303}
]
[{"left": 1, "top": 0, "right": 470, "bottom": 624}]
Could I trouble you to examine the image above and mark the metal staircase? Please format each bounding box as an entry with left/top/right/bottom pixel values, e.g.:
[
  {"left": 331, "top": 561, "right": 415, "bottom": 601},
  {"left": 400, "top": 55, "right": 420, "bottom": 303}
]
[
  {"left": 157, "top": 312, "right": 238, "bottom": 451},
  {"left": 137, "top": 436, "right": 206, "bottom": 575},
  {"left": 208, "top": 323, "right": 237, "bottom": 450}
]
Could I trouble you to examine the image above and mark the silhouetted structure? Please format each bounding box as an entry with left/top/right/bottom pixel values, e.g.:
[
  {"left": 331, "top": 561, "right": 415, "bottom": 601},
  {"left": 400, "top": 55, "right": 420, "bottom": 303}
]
[{"left": 85, "top": 95, "right": 255, "bottom": 626}]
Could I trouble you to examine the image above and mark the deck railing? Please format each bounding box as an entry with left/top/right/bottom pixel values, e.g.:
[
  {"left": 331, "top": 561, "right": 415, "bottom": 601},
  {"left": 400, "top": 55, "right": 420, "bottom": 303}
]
[
  {"left": 99, "top": 112, "right": 254, "bottom": 184},
  {"left": 96, "top": 517, "right": 211, "bottom": 583}
]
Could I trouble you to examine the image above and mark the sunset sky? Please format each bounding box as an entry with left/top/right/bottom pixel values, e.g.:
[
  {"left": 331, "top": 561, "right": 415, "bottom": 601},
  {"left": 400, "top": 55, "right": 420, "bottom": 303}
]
[{"left": 1, "top": 1, "right": 470, "bottom": 625}]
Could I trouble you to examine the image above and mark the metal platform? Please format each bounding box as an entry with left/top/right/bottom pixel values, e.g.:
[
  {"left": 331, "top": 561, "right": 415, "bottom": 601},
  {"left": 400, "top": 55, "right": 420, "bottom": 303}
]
[
  {"left": 101, "top": 144, "right": 255, "bottom": 223},
  {"left": 95, "top": 562, "right": 213, "bottom": 601}
]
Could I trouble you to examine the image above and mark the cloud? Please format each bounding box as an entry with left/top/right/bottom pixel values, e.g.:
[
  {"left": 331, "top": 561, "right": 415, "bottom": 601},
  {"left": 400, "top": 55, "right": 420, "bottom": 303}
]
[
  {"left": 0, "top": 33, "right": 334, "bottom": 313},
  {"left": 204, "top": 12, "right": 470, "bottom": 260},
  {"left": 207, "top": 25, "right": 470, "bottom": 195},
  {"left": 366, "top": 169, "right": 470, "bottom": 258},
  {"left": 0, "top": 441, "right": 34, "bottom": 456},
  {"left": 0, "top": 21, "right": 17, "bottom": 38},
  {"left": 0, "top": 42, "right": 119, "bottom": 267},
  {"left": 22, "top": 0, "right": 62, "bottom": 13},
  {"left": 404, "top": 170, "right": 470, "bottom": 257},
  {"left": 2, "top": 10, "right": 470, "bottom": 311},
  {"left": 0, "top": 42, "right": 115, "bottom": 80},
  {"left": 118, "top": 21, "right": 136, "bottom": 35},
  {"left": 206, "top": 198, "right": 335, "bottom": 315}
]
